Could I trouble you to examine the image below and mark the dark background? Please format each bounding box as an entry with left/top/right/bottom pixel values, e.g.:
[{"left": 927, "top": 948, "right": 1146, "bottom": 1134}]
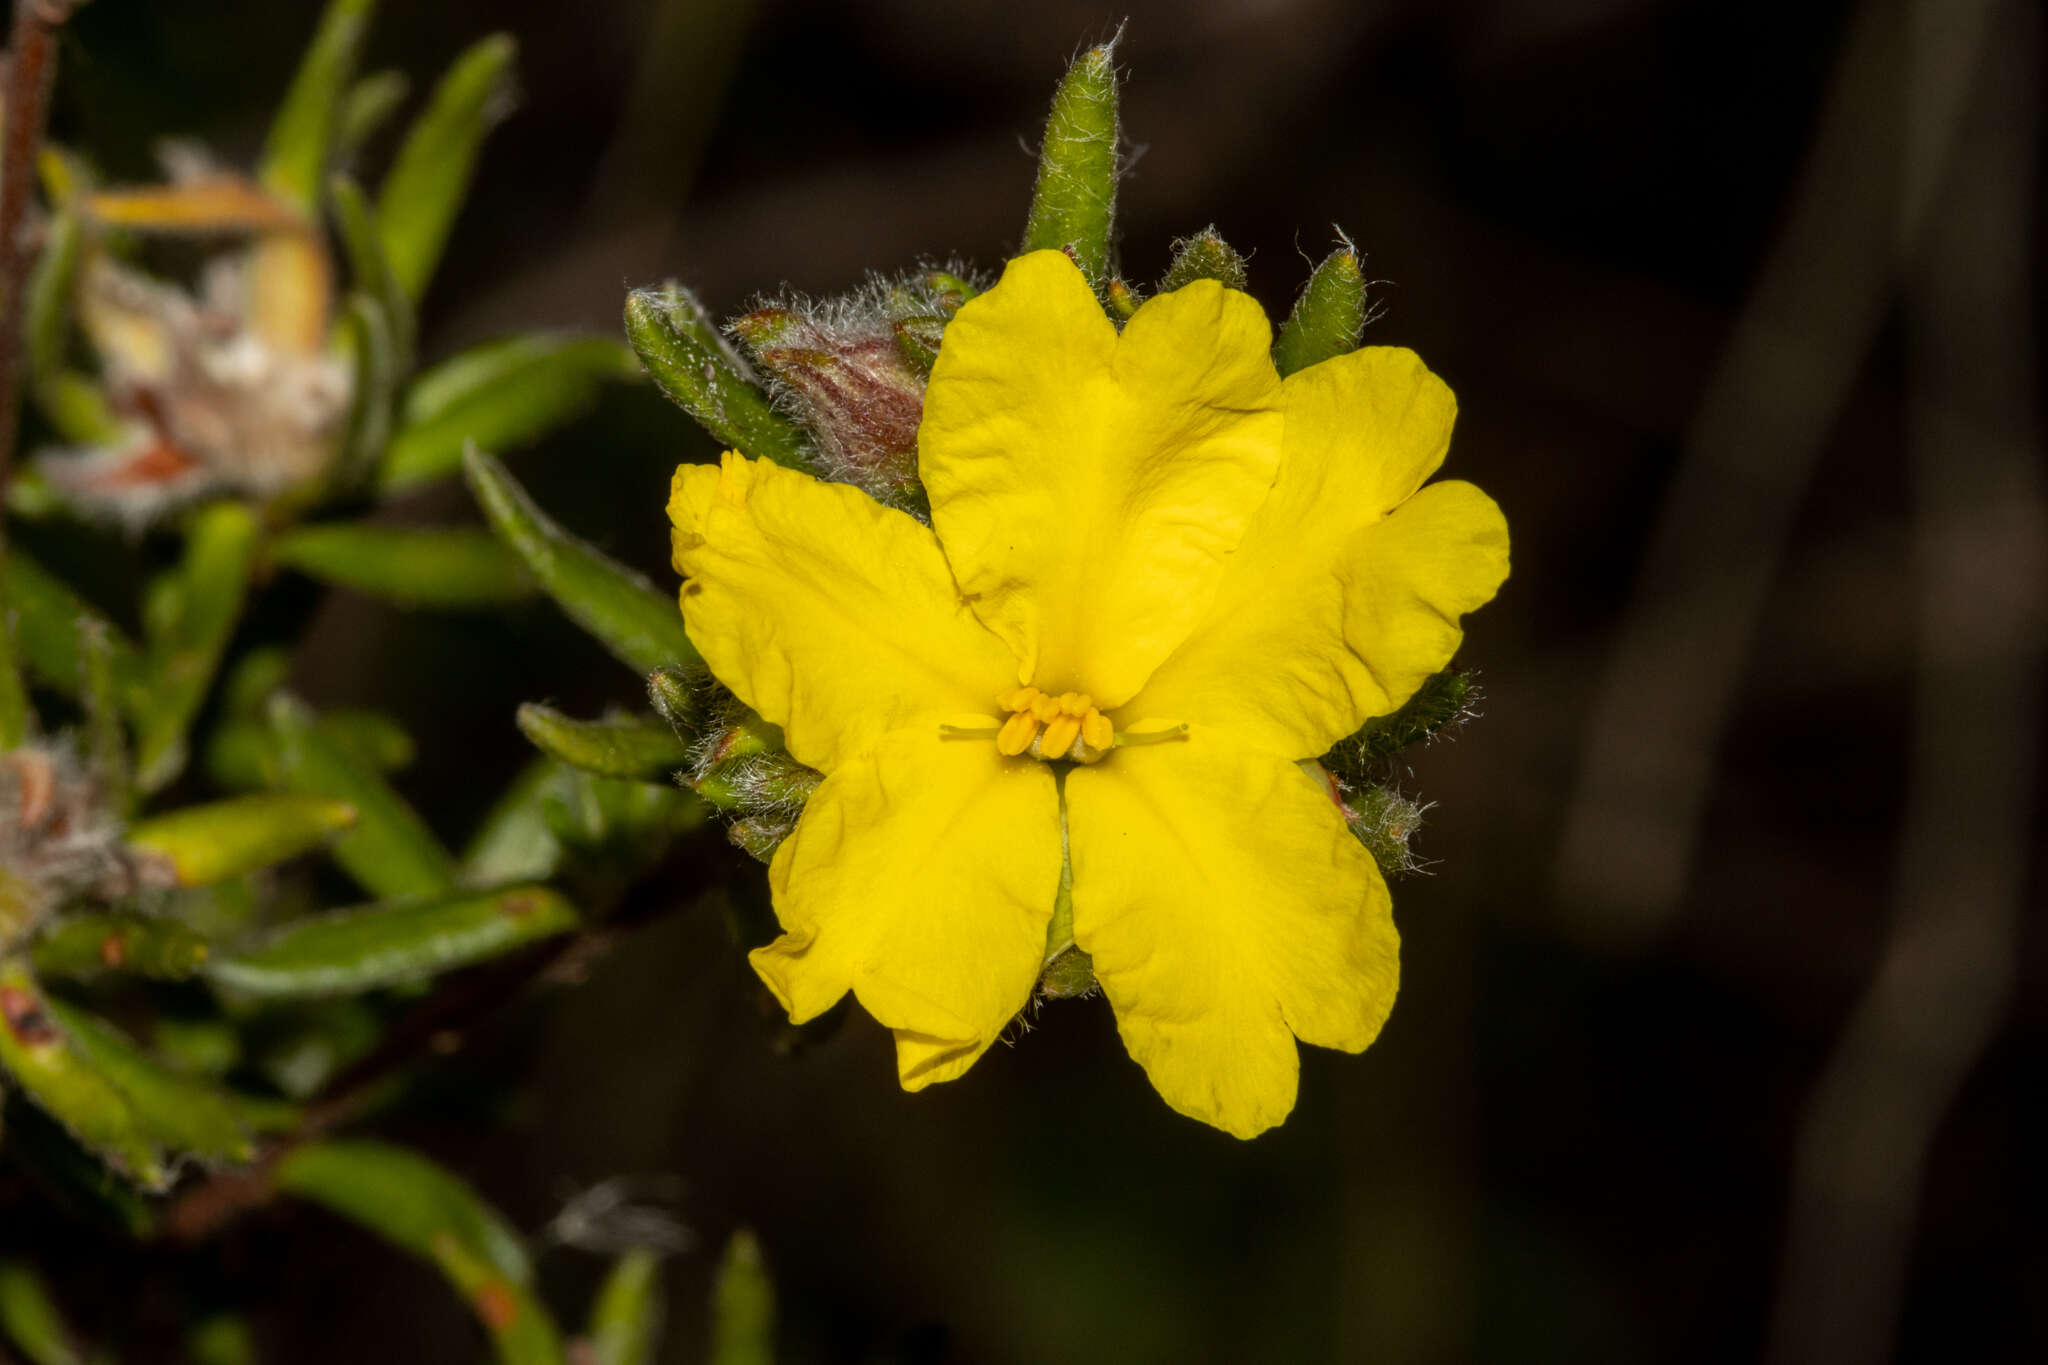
[{"left": 20, "top": 0, "right": 2048, "bottom": 1360}]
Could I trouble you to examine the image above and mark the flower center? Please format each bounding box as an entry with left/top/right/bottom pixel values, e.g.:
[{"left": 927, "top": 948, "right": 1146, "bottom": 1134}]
[{"left": 994, "top": 687, "right": 1114, "bottom": 764}]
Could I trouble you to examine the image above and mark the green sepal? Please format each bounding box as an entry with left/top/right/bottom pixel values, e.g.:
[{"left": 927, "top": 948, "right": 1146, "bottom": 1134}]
[
  {"left": 40, "top": 996, "right": 265, "bottom": 1163},
  {"left": 331, "top": 172, "right": 415, "bottom": 376},
  {"left": 276, "top": 1140, "right": 566, "bottom": 1365},
  {"left": 710, "top": 1230, "right": 775, "bottom": 1365},
  {"left": 0, "top": 1258, "right": 86, "bottom": 1365},
  {"left": 126, "top": 794, "right": 360, "bottom": 887},
  {"left": 376, "top": 34, "right": 518, "bottom": 303},
  {"left": 890, "top": 315, "right": 946, "bottom": 377},
  {"left": 136, "top": 501, "right": 261, "bottom": 792},
  {"left": 1159, "top": 227, "right": 1247, "bottom": 293},
  {"left": 464, "top": 448, "right": 698, "bottom": 674},
  {"left": 1020, "top": 41, "right": 1121, "bottom": 285},
  {"left": 646, "top": 664, "right": 699, "bottom": 734},
  {"left": 0, "top": 957, "right": 168, "bottom": 1190},
  {"left": 205, "top": 883, "right": 577, "bottom": 998},
  {"left": 1272, "top": 243, "right": 1366, "bottom": 377},
  {"left": 268, "top": 693, "right": 457, "bottom": 900},
  {"left": 515, "top": 705, "right": 689, "bottom": 780},
  {"left": 30, "top": 913, "right": 211, "bottom": 981},
  {"left": 587, "top": 1248, "right": 665, "bottom": 1365},
  {"left": 260, "top": 0, "right": 377, "bottom": 215},
  {"left": 378, "top": 335, "right": 641, "bottom": 494},
  {"left": 337, "top": 69, "right": 410, "bottom": 159},
  {"left": 271, "top": 523, "right": 533, "bottom": 609},
  {"left": 623, "top": 286, "right": 812, "bottom": 470},
  {"left": 1322, "top": 669, "right": 1475, "bottom": 773}
]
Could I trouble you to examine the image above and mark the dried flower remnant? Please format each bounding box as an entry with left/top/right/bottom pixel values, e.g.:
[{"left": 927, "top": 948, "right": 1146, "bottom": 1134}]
[{"left": 0, "top": 739, "right": 141, "bottom": 947}]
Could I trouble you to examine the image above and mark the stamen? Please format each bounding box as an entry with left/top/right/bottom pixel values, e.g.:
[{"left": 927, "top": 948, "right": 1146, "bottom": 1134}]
[
  {"left": 1029, "top": 692, "right": 1062, "bottom": 723},
  {"left": 1081, "top": 712, "right": 1114, "bottom": 751},
  {"left": 1039, "top": 714, "right": 1082, "bottom": 759},
  {"left": 996, "top": 710, "right": 1041, "bottom": 756}
]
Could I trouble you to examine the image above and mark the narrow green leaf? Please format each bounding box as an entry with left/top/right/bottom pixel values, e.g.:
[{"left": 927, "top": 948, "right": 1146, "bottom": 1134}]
[
  {"left": 277, "top": 1140, "right": 565, "bottom": 1365},
  {"left": 40, "top": 997, "right": 259, "bottom": 1163},
  {"left": 459, "top": 758, "right": 568, "bottom": 886},
  {"left": 0, "top": 1259, "right": 85, "bottom": 1365},
  {"left": 587, "top": 1248, "right": 664, "bottom": 1365},
  {"left": 332, "top": 291, "right": 400, "bottom": 494},
  {"left": 464, "top": 449, "right": 698, "bottom": 674},
  {"left": 376, "top": 34, "right": 518, "bottom": 302},
  {"left": 137, "top": 501, "right": 261, "bottom": 792},
  {"left": 23, "top": 209, "right": 90, "bottom": 420},
  {"left": 3, "top": 550, "right": 142, "bottom": 708},
  {"left": 516, "top": 705, "right": 688, "bottom": 780},
  {"left": 30, "top": 913, "right": 211, "bottom": 981},
  {"left": 338, "top": 69, "right": 410, "bottom": 159},
  {"left": 268, "top": 693, "right": 456, "bottom": 899},
  {"left": 1020, "top": 40, "right": 1121, "bottom": 284},
  {"left": 0, "top": 957, "right": 167, "bottom": 1189},
  {"left": 710, "top": 1231, "right": 774, "bottom": 1365},
  {"left": 260, "top": 0, "right": 377, "bottom": 214},
  {"left": 187, "top": 1314, "right": 262, "bottom": 1365},
  {"left": 207, "top": 706, "right": 416, "bottom": 791},
  {"left": 1159, "top": 226, "right": 1247, "bottom": 293},
  {"left": 1273, "top": 243, "right": 1366, "bottom": 377},
  {"left": 127, "top": 794, "right": 359, "bottom": 886},
  {"left": 331, "top": 173, "right": 414, "bottom": 375},
  {"left": 623, "top": 287, "right": 811, "bottom": 470},
  {"left": 0, "top": 570, "right": 33, "bottom": 751},
  {"left": 272, "top": 523, "right": 533, "bottom": 608},
  {"left": 78, "top": 622, "right": 130, "bottom": 806},
  {"left": 378, "top": 335, "right": 641, "bottom": 494},
  {"left": 205, "top": 883, "right": 577, "bottom": 998}
]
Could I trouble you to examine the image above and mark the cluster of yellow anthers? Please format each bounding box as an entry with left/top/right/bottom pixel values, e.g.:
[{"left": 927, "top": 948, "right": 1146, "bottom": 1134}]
[{"left": 993, "top": 687, "right": 1113, "bottom": 762}]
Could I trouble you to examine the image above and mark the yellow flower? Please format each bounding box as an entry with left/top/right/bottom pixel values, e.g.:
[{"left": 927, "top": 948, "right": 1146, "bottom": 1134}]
[{"left": 667, "top": 250, "right": 1508, "bottom": 1137}]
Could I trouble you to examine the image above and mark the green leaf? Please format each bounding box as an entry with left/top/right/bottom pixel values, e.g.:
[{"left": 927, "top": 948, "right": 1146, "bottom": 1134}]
[
  {"left": 459, "top": 758, "right": 568, "bottom": 886},
  {"left": 515, "top": 705, "right": 688, "bottom": 780},
  {"left": 0, "top": 1258, "right": 85, "bottom": 1365},
  {"left": 710, "top": 1231, "right": 774, "bottom": 1365},
  {"left": 0, "top": 1096, "right": 158, "bottom": 1237},
  {"left": 78, "top": 622, "right": 130, "bottom": 806},
  {"left": 260, "top": 0, "right": 377, "bottom": 215},
  {"left": 378, "top": 335, "right": 640, "bottom": 494},
  {"left": 40, "top": 996, "right": 261, "bottom": 1163},
  {"left": 337, "top": 69, "right": 410, "bottom": 159},
  {"left": 376, "top": 34, "right": 518, "bottom": 302},
  {"left": 0, "top": 957, "right": 167, "bottom": 1190},
  {"left": 586, "top": 1248, "right": 664, "bottom": 1365},
  {"left": 0, "top": 571, "right": 32, "bottom": 752},
  {"left": 3, "top": 550, "right": 143, "bottom": 708},
  {"left": 277, "top": 1140, "right": 566, "bottom": 1365},
  {"left": 137, "top": 501, "right": 261, "bottom": 792},
  {"left": 1020, "top": 40, "right": 1121, "bottom": 285},
  {"left": 23, "top": 208, "right": 119, "bottom": 445},
  {"left": 271, "top": 523, "right": 533, "bottom": 608},
  {"left": 208, "top": 706, "right": 415, "bottom": 792},
  {"left": 332, "top": 291, "right": 400, "bottom": 494},
  {"left": 331, "top": 172, "right": 414, "bottom": 376},
  {"left": 464, "top": 448, "right": 698, "bottom": 674},
  {"left": 268, "top": 693, "right": 456, "bottom": 899},
  {"left": 1159, "top": 226, "right": 1247, "bottom": 293},
  {"left": 126, "top": 794, "right": 359, "bottom": 886},
  {"left": 205, "top": 883, "right": 577, "bottom": 998},
  {"left": 1273, "top": 243, "right": 1366, "bottom": 377},
  {"left": 187, "top": 1314, "right": 262, "bottom": 1365},
  {"left": 623, "top": 287, "right": 811, "bottom": 470},
  {"left": 30, "top": 913, "right": 211, "bottom": 981}
]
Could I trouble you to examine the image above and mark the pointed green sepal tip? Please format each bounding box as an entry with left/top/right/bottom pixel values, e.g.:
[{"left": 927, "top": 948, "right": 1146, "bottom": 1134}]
[
  {"left": 587, "top": 1246, "right": 666, "bottom": 1365},
  {"left": 126, "top": 794, "right": 360, "bottom": 887},
  {"left": 515, "top": 704, "right": 690, "bottom": 781},
  {"left": 1273, "top": 242, "right": 1367, "bottom": 377},
  {"left": 463, "top": 447, "right": 700, "bottom": 675},
  {"left": 1159, "top": 227, "right": 1247, "bottom": 294},
  {"left": 623, "top": 286, "right": 813, "bottom": 471},
  {"left": 1020, "top": 40, "right": 1122, "bottom": 284},
  {"left": 647, "top": 665, "right": 699, "bottom": 735}
]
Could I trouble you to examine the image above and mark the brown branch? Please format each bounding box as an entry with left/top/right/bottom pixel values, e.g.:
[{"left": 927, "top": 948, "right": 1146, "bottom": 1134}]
[{"left": 0, "top": 0, "right": 76, "bottom": 545}]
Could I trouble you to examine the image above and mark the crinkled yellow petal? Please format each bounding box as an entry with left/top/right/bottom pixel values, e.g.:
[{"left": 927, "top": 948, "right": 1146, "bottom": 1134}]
[
  {"left": 751, "top": 728, "right": 1062, "bottom": 1090},
  {"left": 1128, "top": 348, "right": 1509, "bottom": 758},
  {"left": 920, "top": 250, "right": 1284, "bottom": 706},
  {"left": 1064, "top": 736, "right": 1398, "bottom": 1138},
  {"left": 669, "top": 453, "right": 1018, "bottom": 773}
]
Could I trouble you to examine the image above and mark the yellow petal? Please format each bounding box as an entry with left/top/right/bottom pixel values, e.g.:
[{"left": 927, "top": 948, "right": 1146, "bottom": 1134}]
[
  {"left": 920, "top": 250, "right": 1284, "bottom": 706},
  {"left": 669, "top": 453, "right": 1018, "bottom": 772},
  {"left": 1129, "top": 348, "right": 1509, "bottom": 758},
  {"left": 751, "top": 728, "right": 1062, "bottom": 1090},
  {"left": 1065, "top": 736, "right": 1398, "bottom": 1138}
]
